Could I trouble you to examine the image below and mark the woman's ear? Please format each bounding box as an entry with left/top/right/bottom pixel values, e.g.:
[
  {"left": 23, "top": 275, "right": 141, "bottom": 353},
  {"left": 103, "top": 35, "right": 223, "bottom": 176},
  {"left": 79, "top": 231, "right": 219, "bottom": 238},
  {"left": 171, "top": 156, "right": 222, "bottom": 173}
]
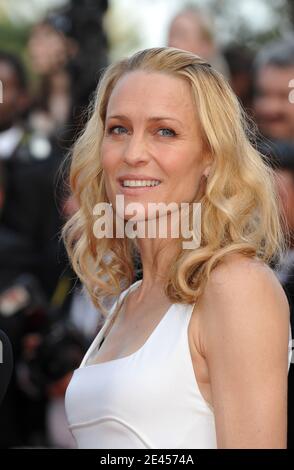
[{"left": 203, "top": 157, "right": 213, "bottom": 179}]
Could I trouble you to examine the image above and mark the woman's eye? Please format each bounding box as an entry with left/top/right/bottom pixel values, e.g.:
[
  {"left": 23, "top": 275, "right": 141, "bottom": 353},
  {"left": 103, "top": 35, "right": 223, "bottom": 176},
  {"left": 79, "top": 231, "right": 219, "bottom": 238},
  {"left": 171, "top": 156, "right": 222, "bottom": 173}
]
[
  {"left": 108, "top": 125, "right": 128, "bottom": 135},
  {"left": 158, "top": 128, "right": 176, "bottom": 137}
]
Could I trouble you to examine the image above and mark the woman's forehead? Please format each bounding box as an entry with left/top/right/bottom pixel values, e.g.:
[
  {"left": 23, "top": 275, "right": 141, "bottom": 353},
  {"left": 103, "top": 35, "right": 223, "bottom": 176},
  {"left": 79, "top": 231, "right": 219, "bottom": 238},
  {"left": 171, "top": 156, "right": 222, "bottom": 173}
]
[{"left": 106, "top": 70, "right": 196, "bottom": 119}]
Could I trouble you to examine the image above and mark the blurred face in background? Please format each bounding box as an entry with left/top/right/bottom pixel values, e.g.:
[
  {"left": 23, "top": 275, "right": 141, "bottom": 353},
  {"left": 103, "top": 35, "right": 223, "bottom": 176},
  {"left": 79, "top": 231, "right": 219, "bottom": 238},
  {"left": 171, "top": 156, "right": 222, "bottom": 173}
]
[
  {"left": 167, "top": 12, "right": 215, "bottom": 60},
  {"left": 254, "top": 65, "right": 294, "bottom": 141},
  {"left": 0, "top": 61, "right": 28, "bottom": 131},
  {"left": 28, "top": 23, "right": 70, "bottom": 75}
]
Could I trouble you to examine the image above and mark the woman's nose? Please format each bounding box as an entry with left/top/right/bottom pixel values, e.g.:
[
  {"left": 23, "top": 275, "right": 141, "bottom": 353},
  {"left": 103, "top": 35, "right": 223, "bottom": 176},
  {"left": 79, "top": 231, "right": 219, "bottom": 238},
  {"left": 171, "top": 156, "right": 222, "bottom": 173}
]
[{"left": 122, "top": 134, "right": 151, "bottom": 165}]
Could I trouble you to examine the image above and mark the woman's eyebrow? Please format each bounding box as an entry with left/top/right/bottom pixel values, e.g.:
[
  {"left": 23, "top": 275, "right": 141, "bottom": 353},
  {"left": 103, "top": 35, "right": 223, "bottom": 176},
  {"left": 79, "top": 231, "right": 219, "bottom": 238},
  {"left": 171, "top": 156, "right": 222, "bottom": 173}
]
[{"left": 107, "top": 114, "right": 182, "bottom": 124}]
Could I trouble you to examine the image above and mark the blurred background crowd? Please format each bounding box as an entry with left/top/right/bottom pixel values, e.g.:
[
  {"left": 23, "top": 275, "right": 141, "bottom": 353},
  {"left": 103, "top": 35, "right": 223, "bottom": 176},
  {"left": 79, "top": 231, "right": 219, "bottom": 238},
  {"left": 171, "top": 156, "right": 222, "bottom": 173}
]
[{"left": 0, "top": 0, "right": 293, "bottom": 449}]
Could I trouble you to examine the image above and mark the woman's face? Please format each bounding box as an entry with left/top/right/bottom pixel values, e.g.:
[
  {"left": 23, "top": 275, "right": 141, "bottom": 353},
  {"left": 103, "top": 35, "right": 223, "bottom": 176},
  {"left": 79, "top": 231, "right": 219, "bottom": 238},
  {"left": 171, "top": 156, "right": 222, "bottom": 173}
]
[{"left": 101, "top": 70, "right": 209, "bottom": 220}]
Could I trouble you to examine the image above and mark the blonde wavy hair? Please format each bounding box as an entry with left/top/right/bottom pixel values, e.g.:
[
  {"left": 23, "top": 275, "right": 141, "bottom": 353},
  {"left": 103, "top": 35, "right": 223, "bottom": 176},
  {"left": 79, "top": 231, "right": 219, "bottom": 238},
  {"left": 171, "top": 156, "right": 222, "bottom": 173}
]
[{"left": 62, "top": 46, "right": 288, "bottom": 316}]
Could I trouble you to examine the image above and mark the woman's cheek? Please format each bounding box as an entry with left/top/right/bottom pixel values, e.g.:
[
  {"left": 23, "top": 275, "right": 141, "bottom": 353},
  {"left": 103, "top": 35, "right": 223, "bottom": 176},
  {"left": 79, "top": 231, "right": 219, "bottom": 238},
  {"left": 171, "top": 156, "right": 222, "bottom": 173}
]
[{"left": 101, "top": 148, "right": 114, "bottom": 172}]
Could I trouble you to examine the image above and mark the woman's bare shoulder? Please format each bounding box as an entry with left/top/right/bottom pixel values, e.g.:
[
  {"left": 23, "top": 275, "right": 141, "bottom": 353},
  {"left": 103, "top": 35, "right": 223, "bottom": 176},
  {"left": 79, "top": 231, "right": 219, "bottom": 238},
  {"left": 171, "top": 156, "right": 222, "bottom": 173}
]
[
  {"left": 207, "top": 252, "right": 277, "bottom": 286},
  {"left": 199, "top": 252, "right": 290, "bottom": 351},
  {"left": 204, "top": 252, "right": 287, "bottom": 303},
  {"left": 195, "top": 253, "right": 290, "bottom": 448}
]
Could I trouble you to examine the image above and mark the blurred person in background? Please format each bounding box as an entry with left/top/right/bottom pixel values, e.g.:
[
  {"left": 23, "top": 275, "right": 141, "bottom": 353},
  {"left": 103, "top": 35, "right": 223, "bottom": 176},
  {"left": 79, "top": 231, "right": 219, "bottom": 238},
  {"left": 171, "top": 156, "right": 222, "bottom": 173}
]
[
  {"left": 27, "top": 19, "right": 77, "bottom": 138},
  {"left": 224, "top": 44, "right": 255, "bottom": 116},
  {"left": 0, "top": 50, "right": 64, "bottom": 301},
  {"left": 167, "top": 5, "right": 230, "bottom": 78},
  {"left": 27, "top": 0, "right": 109, "bottom": 141},
  {"left": 253, "top": 35, "right": 294, "bottom": 142}
]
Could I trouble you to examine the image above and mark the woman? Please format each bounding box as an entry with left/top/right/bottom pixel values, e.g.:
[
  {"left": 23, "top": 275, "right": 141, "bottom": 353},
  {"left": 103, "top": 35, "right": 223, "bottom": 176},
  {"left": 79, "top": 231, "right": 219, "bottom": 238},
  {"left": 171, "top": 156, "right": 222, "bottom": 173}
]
[{"left": 63, "top": 47, "right": 292, "bottom": 449}]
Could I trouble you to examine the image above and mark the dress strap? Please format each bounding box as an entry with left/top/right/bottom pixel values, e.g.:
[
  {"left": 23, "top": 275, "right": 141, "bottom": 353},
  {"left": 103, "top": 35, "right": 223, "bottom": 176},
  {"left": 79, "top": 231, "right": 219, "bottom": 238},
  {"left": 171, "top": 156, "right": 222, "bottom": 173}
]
[{"left": 79, "top": 280, "right": 142, "bottom": 367}]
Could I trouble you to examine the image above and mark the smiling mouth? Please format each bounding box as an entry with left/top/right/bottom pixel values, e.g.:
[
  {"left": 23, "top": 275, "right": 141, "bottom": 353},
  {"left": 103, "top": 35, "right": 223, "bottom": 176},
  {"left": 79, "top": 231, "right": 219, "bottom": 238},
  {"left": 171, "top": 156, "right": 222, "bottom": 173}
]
[{"left": 120, "top": 179, "right": 161, "bottom": 188}]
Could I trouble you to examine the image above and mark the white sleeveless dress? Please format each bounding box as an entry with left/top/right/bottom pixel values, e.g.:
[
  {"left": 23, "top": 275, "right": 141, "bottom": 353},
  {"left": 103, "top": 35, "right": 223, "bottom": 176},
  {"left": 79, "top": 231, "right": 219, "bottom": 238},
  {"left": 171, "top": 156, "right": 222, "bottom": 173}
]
[{"left": 65, "top": 280, "right": 293, "bottom": 449}]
